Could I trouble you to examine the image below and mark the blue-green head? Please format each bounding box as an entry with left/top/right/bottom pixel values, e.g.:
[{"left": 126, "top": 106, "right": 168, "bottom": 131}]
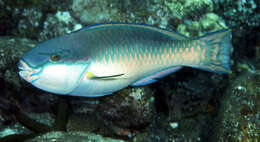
[{"left": 18, "top": 34, "right": 89, "bottom": 95}]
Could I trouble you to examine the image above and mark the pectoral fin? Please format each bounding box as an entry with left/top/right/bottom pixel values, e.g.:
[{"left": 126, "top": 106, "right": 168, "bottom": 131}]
[{"left": 87, "top": 72, "right": 124, "bottom": 80}]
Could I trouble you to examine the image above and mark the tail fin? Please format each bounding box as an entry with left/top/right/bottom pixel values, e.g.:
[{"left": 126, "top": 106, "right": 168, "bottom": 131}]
[{"left": 194, "top": 29, "right": 232, "bottom": 73}]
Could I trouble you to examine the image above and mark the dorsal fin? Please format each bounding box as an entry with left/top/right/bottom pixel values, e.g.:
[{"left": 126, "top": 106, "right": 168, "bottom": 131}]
[{"left": 72, "top": 23, "right": 188, "bottom": 40}]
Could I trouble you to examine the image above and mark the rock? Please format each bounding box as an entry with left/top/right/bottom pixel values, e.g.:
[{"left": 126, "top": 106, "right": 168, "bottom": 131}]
[
  {"left": 213, "top": 0, "right": 260, "bottom": 61},
  {"left": 71, "top": 0, "right": 170, "bottom": 28},
  {"left": 66, "top": 113, "right": 112, "bottom": 137},
  {"left": 97, "top": 87, "right": 155, "bottom": 130},
  {"left": 69, "top": 97, "right": 100, "bottom": 114},
  {"left": 71, "top": 0, "right": 118, "bottom": 24},
  {"left": 0, "top": 1, "right": 260, "bottom": 142},
  {"left": 0, "top": 37, "right": 35, "bottom": 89},
  {"left": 25, "top": 131, "right": 125, "bottom": 142},
  {"left": 0, "top": 111, "right": 32, "bottom": 138},
  {"left": 26, "top": 112, "right": 55, "bottom": 128},
  {"left": 0, "top": 0, "right": 72, "bottom": 39},
  {"left": 38, "top": 11, "right": 82, "bottom": 41},
  {"left": 66, "top": 88, "right": 156, "bottom": 138},
  {"left": 67, "top": 87, "right": 155, "bottom": 138},
  {"left": 0, "top": 122, "right": 32, "bottom": 138},
  {"left": 0, "top": 37, "right": 57, "bottom": 127},
  {"left": 213, "top": 0, "right": 260, "bottom": 37},
  {"left": 214, "top": 71, "right": 260, "bottom": 142},
  {"left": 144, "top": 68, "right": 229, "bottom": 142}
]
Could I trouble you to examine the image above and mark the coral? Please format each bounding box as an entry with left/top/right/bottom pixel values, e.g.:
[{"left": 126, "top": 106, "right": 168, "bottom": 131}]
[
  {"left": 38, "top": 11, "right": 82, "bottom": 41},
  {"left": 17, "top": 8, "right": 43, "bottom": 38},
  {"left": 200, "top": 13, "right": 227, "bottom": 32},
  {"left": 177, "top": 13, "right": 227, "bottom": 37},
  {"left": 165, "top": 0, "right": 226, "bottom": 37},
  {"left": 165, "top": 0, "right": 213, "bottom": 19},
  {"left": 185, "top": 0, "right": 213, "bottom": 15}
]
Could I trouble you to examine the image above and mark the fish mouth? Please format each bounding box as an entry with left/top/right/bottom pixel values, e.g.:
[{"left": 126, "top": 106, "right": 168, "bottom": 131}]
[{"left": 18, "top": 59, "right": 41, "bottom": 83}]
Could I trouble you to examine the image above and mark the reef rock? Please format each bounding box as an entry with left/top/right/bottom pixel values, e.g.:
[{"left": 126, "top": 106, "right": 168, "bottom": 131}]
[
  {"left": 26, "top": 131, "right": 125, "bottom": 142},
  {"left": 215, "top": 71, "right": 260, "bottom": 142},
  {"left": 97, "top": 87, "right": 155, "bottom": 130}
]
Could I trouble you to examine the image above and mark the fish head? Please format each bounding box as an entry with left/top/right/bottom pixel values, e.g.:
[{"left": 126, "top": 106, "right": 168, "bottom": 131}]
[{"left": 18, "top": 35, "right": 90, "bottom": 95}]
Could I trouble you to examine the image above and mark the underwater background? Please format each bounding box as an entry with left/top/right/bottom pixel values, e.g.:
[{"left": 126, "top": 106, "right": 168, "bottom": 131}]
[{"left": 0, "top": 0, "right": 259, "bottom": 142}]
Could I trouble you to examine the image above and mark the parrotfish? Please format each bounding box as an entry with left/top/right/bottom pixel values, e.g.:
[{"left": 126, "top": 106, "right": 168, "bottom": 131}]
[{"left": 18, "top": 23, "right": 232, "bottom": 97}]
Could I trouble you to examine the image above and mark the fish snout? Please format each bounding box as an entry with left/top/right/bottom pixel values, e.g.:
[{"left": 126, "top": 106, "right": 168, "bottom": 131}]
[
  {"left": 18, "top": 59, "right": 31, "bottom": 71},
  {"left": 18, "top": 59, "right": 41, "bottom": 82}
]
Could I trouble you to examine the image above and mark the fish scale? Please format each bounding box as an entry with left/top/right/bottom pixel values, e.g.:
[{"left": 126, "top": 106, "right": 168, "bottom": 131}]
[
  {"left": 18, "top": 23, "right": 232, "bottom": 97},
  {"left": 97, "top": 28, "right": 209, "bottom": 70}
]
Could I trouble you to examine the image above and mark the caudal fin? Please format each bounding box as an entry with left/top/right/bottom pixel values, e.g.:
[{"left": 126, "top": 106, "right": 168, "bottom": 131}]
[{"left": 194, "top": 29, "right": 232, "bottom": 73}]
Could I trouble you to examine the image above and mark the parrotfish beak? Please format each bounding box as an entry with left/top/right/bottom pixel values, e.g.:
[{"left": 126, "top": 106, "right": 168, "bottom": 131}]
[{"left": 18, "top": 59, "right": 42, "bottom": 83}]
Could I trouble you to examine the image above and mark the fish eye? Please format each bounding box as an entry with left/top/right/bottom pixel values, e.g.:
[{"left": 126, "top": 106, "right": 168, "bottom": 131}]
[{"left": 50, "top": 54, "right": 61, "bottom": 62}]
